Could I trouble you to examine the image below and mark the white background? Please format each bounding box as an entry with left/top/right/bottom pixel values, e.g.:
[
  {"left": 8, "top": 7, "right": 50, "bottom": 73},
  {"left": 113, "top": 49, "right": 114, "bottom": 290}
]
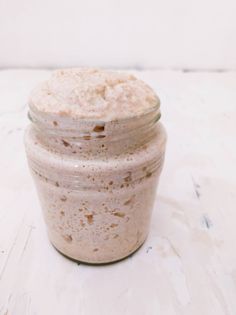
[{"left": 0, "top": 0, "right": 236, "bottom": 70}]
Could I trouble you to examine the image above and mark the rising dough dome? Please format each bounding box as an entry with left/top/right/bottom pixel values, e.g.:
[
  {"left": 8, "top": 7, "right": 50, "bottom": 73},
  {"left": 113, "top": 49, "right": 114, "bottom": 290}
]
[{"left": 29, "top": 68, "right": 160, "bottom": 121}]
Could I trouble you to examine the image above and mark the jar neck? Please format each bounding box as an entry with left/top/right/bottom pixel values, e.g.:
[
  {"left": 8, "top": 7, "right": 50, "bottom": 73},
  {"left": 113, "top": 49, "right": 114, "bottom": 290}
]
[{"left": 28, "top": 106, "right": 161, "bottom": 158}]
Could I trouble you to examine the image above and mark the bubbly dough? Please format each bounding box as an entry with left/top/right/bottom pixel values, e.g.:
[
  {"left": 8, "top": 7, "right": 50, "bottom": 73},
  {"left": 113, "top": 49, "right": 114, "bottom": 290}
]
[{"left": 29, "top": 68, "right": 159, "bottom": 121}]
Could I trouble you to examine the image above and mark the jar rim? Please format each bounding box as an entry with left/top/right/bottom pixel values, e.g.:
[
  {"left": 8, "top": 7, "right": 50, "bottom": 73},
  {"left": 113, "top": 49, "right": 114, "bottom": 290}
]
[
  {"left": 28, "top": 102, "right": 161, "bottom": 141},
  {"left": 28, "top": 100, "right": 160, "bottom": 124}
]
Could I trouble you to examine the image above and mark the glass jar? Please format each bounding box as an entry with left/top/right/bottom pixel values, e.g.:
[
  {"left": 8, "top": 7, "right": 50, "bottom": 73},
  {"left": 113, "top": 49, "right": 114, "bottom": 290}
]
[{"left": 24, "top": 104, "right": 167, "bottom": 264}]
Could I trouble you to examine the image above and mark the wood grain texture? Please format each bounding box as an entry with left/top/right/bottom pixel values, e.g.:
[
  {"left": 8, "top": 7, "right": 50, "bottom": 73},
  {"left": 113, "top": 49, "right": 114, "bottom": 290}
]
[{"left": 0, "top": 69, "right": 235, "bottom": 315}]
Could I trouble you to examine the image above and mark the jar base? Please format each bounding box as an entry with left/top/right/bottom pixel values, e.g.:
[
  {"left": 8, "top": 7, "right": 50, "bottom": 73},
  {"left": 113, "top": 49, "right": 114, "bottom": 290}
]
[{"left": 49, "top": 237, "right": 147, "bottom": 265}]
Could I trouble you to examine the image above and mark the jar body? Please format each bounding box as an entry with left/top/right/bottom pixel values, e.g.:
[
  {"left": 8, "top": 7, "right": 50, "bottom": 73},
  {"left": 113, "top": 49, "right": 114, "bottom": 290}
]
[{"left": 25, "top": 114, "right": 167, "bottom": 264}]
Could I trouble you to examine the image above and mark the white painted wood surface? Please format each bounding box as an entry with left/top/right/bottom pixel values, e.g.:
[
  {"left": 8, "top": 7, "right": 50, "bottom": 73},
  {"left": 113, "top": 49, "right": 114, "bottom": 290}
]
[{"left": 0, "top": 69, "right": 235, "bottom": 315}]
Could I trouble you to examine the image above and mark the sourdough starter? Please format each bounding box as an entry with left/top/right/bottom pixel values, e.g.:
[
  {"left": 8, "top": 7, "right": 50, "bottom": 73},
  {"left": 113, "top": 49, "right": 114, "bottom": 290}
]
[{"left": 25, "top": 68, "right": 167, "bottom": 263}]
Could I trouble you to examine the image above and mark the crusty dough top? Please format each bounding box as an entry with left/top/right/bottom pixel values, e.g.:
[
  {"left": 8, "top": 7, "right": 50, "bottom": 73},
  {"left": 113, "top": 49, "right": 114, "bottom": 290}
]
[{"left": 29, "top": 68, "right": 159, "bottom": 121}]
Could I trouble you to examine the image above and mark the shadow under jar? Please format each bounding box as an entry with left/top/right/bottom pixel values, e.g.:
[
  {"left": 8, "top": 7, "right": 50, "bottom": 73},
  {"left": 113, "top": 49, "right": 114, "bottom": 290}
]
[{"left": 24, "top": 104, "right": 167, "bottom": 264}]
